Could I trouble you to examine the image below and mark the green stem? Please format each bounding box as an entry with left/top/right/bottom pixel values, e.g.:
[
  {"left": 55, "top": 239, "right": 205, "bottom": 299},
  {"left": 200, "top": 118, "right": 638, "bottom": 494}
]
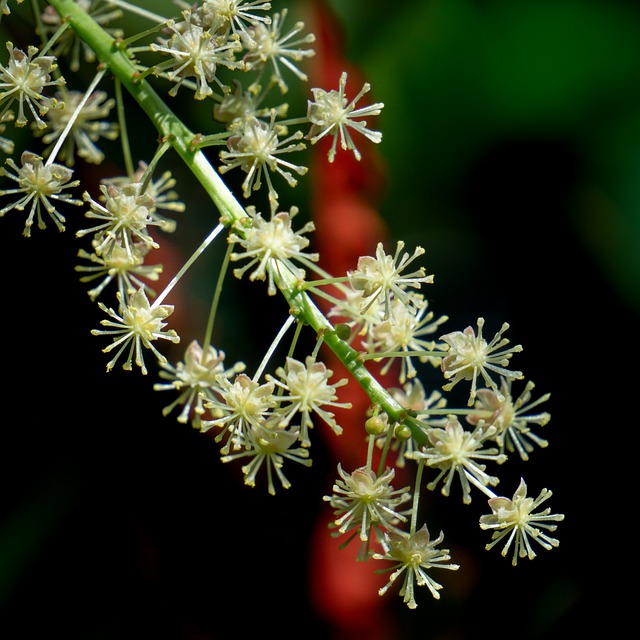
[
  {"left": 201, "top": 241, "right": 234, "bottom": 355},
  {"left": 410, "top": 459, "right": 425, "bottom": 534},
  {"left": 46, "top": 0, "right": 428, "bottom": 446},
  {"left": 114, "top": 78, "right": 134, "bottom": 178},
  {"left": 153, "top": 223, "right": 225, "bottom": 307}
]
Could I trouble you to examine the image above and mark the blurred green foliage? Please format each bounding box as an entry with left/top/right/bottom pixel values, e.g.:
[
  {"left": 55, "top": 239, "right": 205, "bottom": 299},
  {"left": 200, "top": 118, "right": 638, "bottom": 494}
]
[{"left": 329, "top": 0, "right": 640, "bottom": 313}]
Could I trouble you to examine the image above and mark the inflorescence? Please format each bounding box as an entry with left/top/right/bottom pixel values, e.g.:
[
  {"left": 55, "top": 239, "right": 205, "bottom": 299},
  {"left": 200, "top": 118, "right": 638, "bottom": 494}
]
[{"left": 0, "top": 0, "right": 563, "bottom": 610}]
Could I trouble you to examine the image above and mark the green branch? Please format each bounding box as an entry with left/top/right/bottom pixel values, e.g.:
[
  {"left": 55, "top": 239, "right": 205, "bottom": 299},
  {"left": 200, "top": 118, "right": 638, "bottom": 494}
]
[{"left": 46, "top": 0, "right": 427, "bottom": 445}]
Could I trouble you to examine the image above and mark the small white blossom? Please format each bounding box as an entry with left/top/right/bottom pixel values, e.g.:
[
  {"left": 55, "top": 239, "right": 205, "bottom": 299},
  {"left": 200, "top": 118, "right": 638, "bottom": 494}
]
[
  {"left": 150, "top": 11, "right": 244, "bottom": 100},
  {"left": 0, "top": 42, "right": 65, "bottom": 128},
  {"left": 307, "top": 71, "right": 383, "bottom": 162},
  {"left": 243, "top": 8, "right": 315, "bottom": 93},
  {"left": 440, "top": 317, "right": 523, "bottom": 406},
  {"left": 154, "top": 340, "right": 245, "bottom": 427},
  {"left": 348, "top": 241, "right": 433, "bottom": 320},
  {"left": 324, "top": 464, "right": 411, "bottom": 556},
  {"left": 221, "top": 421, "right": 312, "bottom": 495},
  {"left": 480, "top": 478, "right": 564, "bottom": 565},
  {"left": 373, "top": 525, "right": 459, "bottom": 607},
  {"left": 201, "top": 373, "right": 280, "bottom": 454},
  {"left": 77, "top": 182, "right": 162, "bottom": 261},
  {"left": 229, "top": 205, "right": 318, "bottom": 295},
  {"left": 91, "top": 287, "right": 180, "bottom": 375},
  {"left": 196, "top": 0, "right": 272, "bottom": 47},
  {"left": 219, "top": 114, "right": 308, "bottom": 210},
  {"left": 268, "top": 356, "right": 350, "bottom": 447},
  {"left": 365, "top": 296, "right": 448, "bottom": 384},
  {"left": 468, "top": 377, "right": 550, "bottom": 460},
  {"left": 0, "top": 151, "right": 81, "bottom": 236},
  {"left": 103, "top": 162, "right": 185, "bottom": 233},
  {"left": 410, "top": 414, "right": 506, "bottom": 504},
  {"left": 75, "top": 241, "right": 162, "bottom": 301}
]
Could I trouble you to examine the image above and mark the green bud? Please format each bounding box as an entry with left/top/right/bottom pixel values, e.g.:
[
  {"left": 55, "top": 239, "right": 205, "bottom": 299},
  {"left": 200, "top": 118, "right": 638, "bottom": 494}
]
[
  {"left": 335, "top": 323, "right": 352, "bottom": 341},
  {"left": 365, "top": 415, "right": 387, "bottom": 435},
  {"left": 394, "top": 423, "right": 412, "bottom": 441}
]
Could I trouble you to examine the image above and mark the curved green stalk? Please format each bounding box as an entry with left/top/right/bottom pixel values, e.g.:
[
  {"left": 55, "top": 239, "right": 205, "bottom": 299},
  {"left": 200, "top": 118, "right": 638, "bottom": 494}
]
[{"left": 46, "top": 0, "right": 428, "bottom": 446}]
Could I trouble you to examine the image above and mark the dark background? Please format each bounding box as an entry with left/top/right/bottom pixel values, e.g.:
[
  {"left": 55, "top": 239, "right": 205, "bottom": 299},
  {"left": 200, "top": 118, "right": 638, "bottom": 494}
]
[{"left": 1, "top": 0, "right": 638, "bottom": 638}]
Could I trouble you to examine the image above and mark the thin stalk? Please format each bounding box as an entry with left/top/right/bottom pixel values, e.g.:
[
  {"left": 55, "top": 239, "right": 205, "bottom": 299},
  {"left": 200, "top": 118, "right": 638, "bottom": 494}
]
[
  {"left": 45, "top": 69, "right": 106, "bottom": 165},
  {"left": 114, "top": 78, "right": 134, "bottom": 178},
  {"left": 254, "top": 314, "right": 296, "bottom": 382},
  {"left": 410, "top": 459, "right": 425, "bottom": 534},
  {"left": 153, "top": 222, "right": 226, "bottom": 307},
  {"left": 106, "top": 0, "right": 169, "bottom": 24},
  {"left": 201, "top": 241, "right": 234, "bottom": 355}
]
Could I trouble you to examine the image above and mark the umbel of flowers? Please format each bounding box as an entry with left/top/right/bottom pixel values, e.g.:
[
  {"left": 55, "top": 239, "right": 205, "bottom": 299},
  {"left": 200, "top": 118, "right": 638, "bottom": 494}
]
[{"left": 0, "top": 0, "right": 563, "bottom": 610}]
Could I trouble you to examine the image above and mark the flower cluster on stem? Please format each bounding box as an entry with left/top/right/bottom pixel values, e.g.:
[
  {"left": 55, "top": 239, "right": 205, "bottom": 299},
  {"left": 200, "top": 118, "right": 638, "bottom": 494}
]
[{"left": 0, "top": 0, "right": 564, "bottom": 612}]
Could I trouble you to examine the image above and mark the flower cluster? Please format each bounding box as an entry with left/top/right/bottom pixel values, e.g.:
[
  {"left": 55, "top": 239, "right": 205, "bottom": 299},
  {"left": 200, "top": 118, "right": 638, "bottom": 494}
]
[
  {"left": 0, "top": 0, "right": 564, "bottom": 614},
  {"left": 196, "top": 353, "right": 350, "bottom": 494}
]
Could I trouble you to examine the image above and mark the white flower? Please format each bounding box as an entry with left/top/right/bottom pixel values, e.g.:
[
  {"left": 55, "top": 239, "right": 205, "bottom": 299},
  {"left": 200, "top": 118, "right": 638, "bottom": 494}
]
[
  {"left": 229, "top": 205, "right": 318, "bottom": 295},
  {"left": 348, "top": 241, "right": 433, "bottom": 320},
  {"left": 91, "top": 287, "right": 180, "bottom": 375},
  {"left": 77, "top": 182, "right": 161, "bottom": 261},
  {"left": 410, "top": 414, "right": 506, "bottom": 504},
  {"left": 365, "top": 296, "right": 448, "bottom": 384},
  {"left": 36, "top": 89, "right": 118, "bottom": 166},
  {"left": 221, "top": 422, "right": 312, "bottom": 495},
  {"left": 75, "top": 241, "right": 162, "bottom": 302},
  {"left": 467, "top": 377, "right": 550, "bottom": 460},
  {"left": 323, "top": 464, "right": 411, "bottom": 553},
  {"left": 102, "top": 162, "right": 185, "bottom": 233},
  {"left": 150, "top": 11, "right": 243, "bottom": 99},
  {"left": 440, "top": 317, "right": 523, "bottom": 406},
  {"left": 480, "top": 478, "right": 564, "bottom": 565},
  {"left": 195, "top": 0, "right": 272, "bottom": 46},
  {"left": 201, "top": 373, "right": 280, "bottom": 454},
  {"left": 154, "top": 340, "right": 245, "bottom": 427},
  {"left": 307, "top": 71, "right": 384, "bottom": 162},
  {"left": 0, "top": 42, "right": 65, "bottom": 128},
  {"left": 0, "top": 150, "right": 81, "bottom": 236},
  {"left": 268, "top": 356, "right": 350, "bottom": 447},
  {"left": 218, "top": 114, "right": 308, "bottom": 210},
  {"left": 243, "top": 8, "right": 315, "bottom": 93},
  {"left": 373, "top": 525, "right": 459, "bottom": 608}
]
